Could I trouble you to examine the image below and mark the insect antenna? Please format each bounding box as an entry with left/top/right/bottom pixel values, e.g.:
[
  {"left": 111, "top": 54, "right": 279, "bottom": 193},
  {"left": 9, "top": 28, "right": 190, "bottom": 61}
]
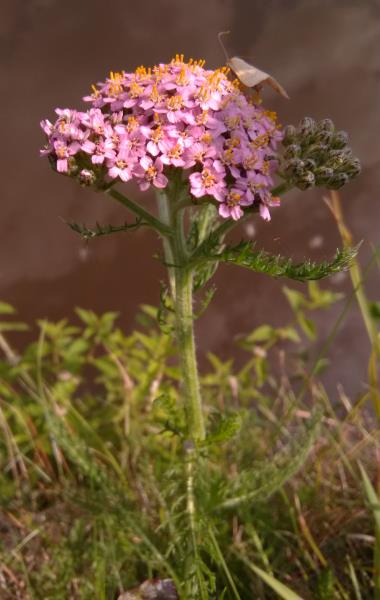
[{"left": 217, "top": 31, "right": 231, "bottom": 63}]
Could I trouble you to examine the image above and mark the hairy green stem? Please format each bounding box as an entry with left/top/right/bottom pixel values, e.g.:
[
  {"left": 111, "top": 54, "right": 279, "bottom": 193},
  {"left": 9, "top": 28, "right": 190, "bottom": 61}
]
[
  {"left": 107, "top": 188, "right": 172, "bottom": 238},
  {"left": 157, "top": 185, "right": 205, "bottom": 442},
  {"left": 173, "top": 263, "right": 205, "bottom": 441},
  {"left": 270, "top": 180, "right": 293, "bottom": 197}
]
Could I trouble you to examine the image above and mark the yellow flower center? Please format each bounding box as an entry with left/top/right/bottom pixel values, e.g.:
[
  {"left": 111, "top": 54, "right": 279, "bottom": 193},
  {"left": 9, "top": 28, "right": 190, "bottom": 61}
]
[
  {"left": 226, "top": 136, "right": 241, "bottom": 148},
  {"left": 151, "top": 126, "right": 162, "bottom": 143},
  {"left": 108, "top": 71, "right": 124, "bottom": 96},
  {"left": 167, "top": 95, "right": 183, "bottom": 111},
  {"left": 201, "top": 169, "right": 216, "bottom": 188},
  {"left": 126, "top": 116, "right": 139, "bottom": 132},
  {"left": 90, "top": 84, "right": 100, "bottom": 98},
  {"left": 168, "top": 144, "right": 182, "bottom": 159},
  {"left": 251, "top": 133, "right": 270, "bottom": 149},
  {"left": 227, "top": 192, "right": 241, "bottom": 206},
  {"left": 196, "top": 110, "right": 208, "bottom": 125},
  {"left": 146, "top": 166, "right": 157, "bottom": 180},
  {"left": 243, "top": 155, "right": 258, "bottom": 170},
  {"left": 130, "top": 81, "right": 144, "bottom": 98},
  {"left": 222, "top": 148, "right": 236, "bottom": 165},
  {"left": 201, "top": 133, "right": 212, "bottom": 144},
  {"left": 225, "top": 115, "right": 241, "bottom": 129},
  {"left": 150, "top": 84, "right": 162, "bottom": 103},
  {"left": 176, "top": 66, "right": 189, "bottom": 86}
]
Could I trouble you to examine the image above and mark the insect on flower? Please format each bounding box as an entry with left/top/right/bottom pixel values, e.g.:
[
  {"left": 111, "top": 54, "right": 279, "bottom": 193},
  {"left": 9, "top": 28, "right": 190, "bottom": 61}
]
[{"left": 218, "top": 31, "right": 289, "bottom": 99}]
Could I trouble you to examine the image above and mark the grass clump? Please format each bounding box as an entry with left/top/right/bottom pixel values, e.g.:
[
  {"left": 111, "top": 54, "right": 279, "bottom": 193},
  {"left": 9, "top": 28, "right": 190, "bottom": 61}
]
[{"left": 0, "top": 270, "right": 378, "bottom": 599}]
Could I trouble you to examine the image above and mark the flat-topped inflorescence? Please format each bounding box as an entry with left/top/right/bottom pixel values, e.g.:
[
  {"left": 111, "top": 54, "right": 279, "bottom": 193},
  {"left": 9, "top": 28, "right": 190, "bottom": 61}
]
[{"left": 40, "top": 55, "right": 283, "bottom": 221}]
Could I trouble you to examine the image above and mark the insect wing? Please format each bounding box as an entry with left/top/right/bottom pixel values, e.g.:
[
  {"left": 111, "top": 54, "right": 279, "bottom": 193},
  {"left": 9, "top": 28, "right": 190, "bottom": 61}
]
[{"left": 228, "top": 57, "right": 289, "bottom": 99}]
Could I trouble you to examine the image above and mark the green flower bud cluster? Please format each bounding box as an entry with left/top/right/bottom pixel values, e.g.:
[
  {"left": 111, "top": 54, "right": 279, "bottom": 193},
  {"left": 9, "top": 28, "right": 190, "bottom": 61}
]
[{"left": 281, "top": 117, "right": 361, "bottom": 191}]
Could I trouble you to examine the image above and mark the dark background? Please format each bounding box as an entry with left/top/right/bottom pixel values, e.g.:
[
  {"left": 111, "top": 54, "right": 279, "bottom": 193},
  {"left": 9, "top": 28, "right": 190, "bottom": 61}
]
[{"left": 1, "top": 0, "right": 379, "bottom": 397}]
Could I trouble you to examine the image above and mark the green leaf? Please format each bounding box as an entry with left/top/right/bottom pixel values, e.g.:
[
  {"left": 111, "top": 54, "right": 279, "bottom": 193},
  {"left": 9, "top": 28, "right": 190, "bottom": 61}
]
[
  {"left": 0, "top": 302, "right": 16, "bottom": 315},
  {"left": 241, "top": 325, "right": 300, "bottom": 346},
  {"left": 192, "top": 239, "right": 359, "bottom": 282},
  {"left": 244, "top": 325, "right": 274, "bottom": 343},
  {"left": 308, "top": 281, "right": 343, "bottom": 308},
  {"left": 194, "top": 287, "right": 216, "bottom": 319},
  {"left": 152, "top": 393, "right": 184, "bottom": 434},
  {"left": 242, "top": 562, "right": 302, "bottom": 600},
  {"left": 193, "top": 261, "right": 219, "bottom": 292},
  {"left": 217, "top": 410, "right": 322, "bottom": 510},
  {"left": 0, "top": 322, "right": 29, "bottom": 332},
  {"left": 369, "top": 301, "right": 380, "bottom": 321},
  {"left": 203, "top": 414, "right": 242, "bottom": 447},
  {"left": 75, "top": 308, "right": 98, "bottom": 327},
  {"left": 283, "top": 287, "right": 306, "bottom": 311},
  {"left": 66, "top": 219, "right": 144, "bottom": 240},
  {"left": 358, "top": 462, "right": 380, "bottom": 598},
  {"left": 359, "top": 462, "right": 380, "bottom": 530},
  {"left": 297, "top": 314, "right": 316, "bottom": 340}
]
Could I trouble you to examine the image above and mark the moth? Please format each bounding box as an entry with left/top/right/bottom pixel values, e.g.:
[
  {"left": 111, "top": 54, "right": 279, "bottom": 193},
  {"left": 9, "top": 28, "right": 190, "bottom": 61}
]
[{"left": 218, "top": 31, "right": 289, "bottom": 99}]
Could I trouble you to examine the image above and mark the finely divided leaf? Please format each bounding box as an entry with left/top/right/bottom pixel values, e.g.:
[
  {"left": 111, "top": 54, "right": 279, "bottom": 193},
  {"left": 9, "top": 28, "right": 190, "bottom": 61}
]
[{"left": 192, "top": 239, "right": 359, "bottom": 282}]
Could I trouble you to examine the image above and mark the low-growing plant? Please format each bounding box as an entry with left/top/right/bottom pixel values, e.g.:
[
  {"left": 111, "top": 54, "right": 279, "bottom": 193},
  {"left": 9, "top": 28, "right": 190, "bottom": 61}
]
[{"left": 1, "top": 53, "right": 378, "bottom": 599}]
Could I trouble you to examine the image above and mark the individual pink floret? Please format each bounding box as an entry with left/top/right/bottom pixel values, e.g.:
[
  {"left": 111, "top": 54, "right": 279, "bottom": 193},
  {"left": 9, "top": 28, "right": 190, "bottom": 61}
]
[
  {"left": 135, "top": 156, "right": 168, "bottom": 191},
  {"left": 53, "top": 140, "right": 80, "bottom": 173}
]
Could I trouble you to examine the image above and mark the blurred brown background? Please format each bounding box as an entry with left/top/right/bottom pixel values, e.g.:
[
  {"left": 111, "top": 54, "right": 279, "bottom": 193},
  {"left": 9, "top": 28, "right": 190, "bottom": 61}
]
[{"left": 1, "top": 0, "right": 379, "bottom": 397}]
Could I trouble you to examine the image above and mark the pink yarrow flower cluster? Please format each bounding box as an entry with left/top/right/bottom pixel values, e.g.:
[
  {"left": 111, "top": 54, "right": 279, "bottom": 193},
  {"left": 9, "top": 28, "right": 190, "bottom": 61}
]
[{"left": 40, "top": 55, "right": 283, "bottom": 221}]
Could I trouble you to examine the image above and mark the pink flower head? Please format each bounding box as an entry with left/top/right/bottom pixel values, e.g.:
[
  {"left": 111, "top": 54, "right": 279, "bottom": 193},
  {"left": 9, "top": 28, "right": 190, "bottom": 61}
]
[
  {"left": 41, "top": 55, "right": 282, "bottom": 221},
  {"left": 107, "top": 146, "right": 133, "bottom": 182},
  {"left": 82, "top": 137, "right": 115, "bottom": 165},
  {"left": 135, "top": 156, "right": 168, "bottom": 191},
  {"left": 189, "top": 160, "right": 226, "bottom": 202},
  {"left": 53, "top": 139, "right": 80, "bottom": 172},
  {"left": 218, "top": 187, "right": 253, "bottom": 221}
]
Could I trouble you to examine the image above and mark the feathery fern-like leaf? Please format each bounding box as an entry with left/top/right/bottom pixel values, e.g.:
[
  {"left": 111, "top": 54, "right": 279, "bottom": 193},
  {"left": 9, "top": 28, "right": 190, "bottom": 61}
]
[
  {"left": 66, "top": 218, "right": 145, "bottom": 240},
  {"left": 216, "top": 410, "right": 322, "bottom": 510},
  {"left": 191, "top": 238, "right": 359, "bottom": 282}
]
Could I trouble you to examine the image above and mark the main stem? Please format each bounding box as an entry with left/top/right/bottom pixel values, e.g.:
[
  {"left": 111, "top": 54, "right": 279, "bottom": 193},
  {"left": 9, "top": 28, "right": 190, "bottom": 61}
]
[
  {"left": 157, "top": 185, "right": 206, "bottom": 443},
  {"left": 174, "top": 263, "right": 205, "bottom": 442}
]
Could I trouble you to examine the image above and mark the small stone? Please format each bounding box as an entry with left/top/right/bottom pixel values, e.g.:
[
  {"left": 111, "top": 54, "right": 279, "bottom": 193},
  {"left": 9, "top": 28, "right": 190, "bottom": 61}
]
[{"left": 118, "top": 578, "right": 179, "bottom": 600}]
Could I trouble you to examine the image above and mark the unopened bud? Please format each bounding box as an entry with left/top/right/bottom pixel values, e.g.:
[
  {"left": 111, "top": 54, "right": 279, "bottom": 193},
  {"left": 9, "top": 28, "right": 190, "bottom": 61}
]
[
  {"left": 299, "top": 117, "right": 316, "bottom": 136},
  {"left": 327, "top": 173, "right": 349, "bottom": 189},
  {"left": 331, "top": 130, "right": 349, "bottom": 149},
  {"left": 346, "top": 158, "right": 361, "bottom": 177},
  {"left": 78, "top": 169, "right": 97, "bottom": 186},
  {"left": 283, "top": 125, "right": 297, "bottom": 146},
  {"left": 284, "top": 144, "right": 301, "bottom": 160},
  {"left": 284, "top": 158, "right": 305, "bottom": 178},
  {"left": 67, "top": 157, "right": 79, "bottom": 176},
  {"left": 306, "top": 144, "right": 328, "bottom": 161},
  {"left": 297, "top": 171, "right": 315, "bottom": 190},
  {"left": 328, "top": 148, "right": 352, "bottom": 169},
  {"left": 314, "top": 129, "right": 333, "bottom": 145},
  {"left": 280, "top": 117, "right": 360, "bottom": 192},
  {"left": 303, "top": 158, "right": 317, "bottom": 171},
  {"left": 318, "top": 118, "right": 334, "bottom": 132},
  {"left": 315, "top": 166, "right": 334, "bottom": 185}
]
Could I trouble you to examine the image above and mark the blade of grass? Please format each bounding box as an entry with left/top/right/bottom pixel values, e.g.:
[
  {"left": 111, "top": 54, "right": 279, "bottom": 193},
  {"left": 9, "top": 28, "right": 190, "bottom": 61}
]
[
  {"left": 295, "top": 249, "right": 379, "bottom": 412},
  {"left": 359, "top": 462, "right": 380, "bottom": 599},
  {"left": 234, "top": 552, "right": 303, "bottom": 600},
  {"left": 325, "top": 192, "right": 380, "bottom": 419},
  {"left": 347, "top": 555, "right": 363, "bottom": 600},
  {"left": 208, "top": 526, "right": 241, "bottom": 600}
]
